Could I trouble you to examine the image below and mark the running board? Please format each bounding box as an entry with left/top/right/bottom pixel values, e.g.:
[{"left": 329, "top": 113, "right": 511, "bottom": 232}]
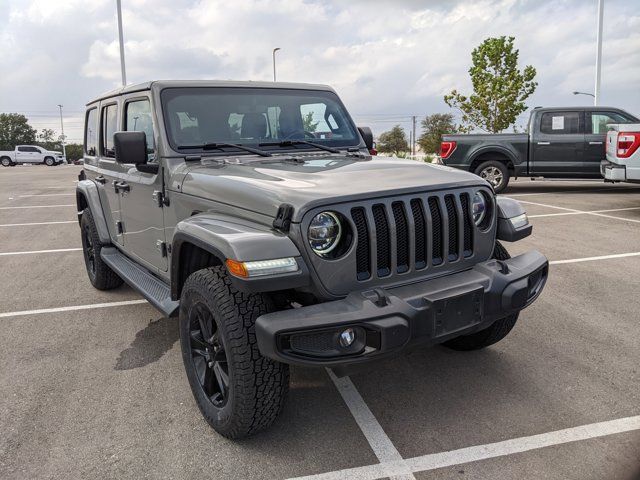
[{"left": 100, "top": 247, "right": 179, "bottom": 317}]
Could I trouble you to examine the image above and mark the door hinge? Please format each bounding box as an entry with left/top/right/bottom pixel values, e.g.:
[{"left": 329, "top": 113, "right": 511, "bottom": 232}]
[
  {"left": 156, "top": 240, "right": 167, "bottom": 257},
  {"left": 116, "top": 221, "right": 124, "bottom": 234},
  {"left": 152, "top": 190, "right": 170, "bottom": 207}
]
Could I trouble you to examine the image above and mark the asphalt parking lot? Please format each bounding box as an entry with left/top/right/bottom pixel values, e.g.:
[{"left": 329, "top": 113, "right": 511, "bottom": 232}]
[{"left": 1, "top": 165, "right": 639, "bottom": 480}]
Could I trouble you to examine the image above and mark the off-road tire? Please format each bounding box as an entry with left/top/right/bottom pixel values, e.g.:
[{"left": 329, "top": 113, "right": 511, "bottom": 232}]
[
  {"left": 474, "top": 160, "right": 510, "bottom": 193},
  {"left": 80, "top": 208, "right": 123, "bottom": 290},
  {"left": 443, "top": 241, "right": 518, "bottom": 351},
  {"left": 1, "top": 157, "right": 12, "bottom": 167},
  {"left": 179, "top": 267, "right": 289, "bottom": 439}
]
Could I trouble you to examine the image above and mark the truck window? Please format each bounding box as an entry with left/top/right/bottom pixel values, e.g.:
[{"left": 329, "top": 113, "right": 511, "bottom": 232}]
[
  {"left": 590, "top": 112, "right": 632, "bottom": 134},
  {"left": 540, "top": 112, "right": 581, "bottom": 135},
  {"left": 101, "top": 104, "right": 118, "bottom": 157},
  {"left": 85, "top": 108, "right": 98, "bottom": 156},
  {"left": 125, "top": 99, "right": 155, "bottom": 153},
  {"left": 17, "top": 146, "right": 29, "bottom": 152}
]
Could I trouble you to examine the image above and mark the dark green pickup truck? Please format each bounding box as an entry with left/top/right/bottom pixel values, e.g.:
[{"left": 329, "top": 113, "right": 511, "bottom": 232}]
[{"left": 440, "top": 106, "right": 638, "bottom": 192}]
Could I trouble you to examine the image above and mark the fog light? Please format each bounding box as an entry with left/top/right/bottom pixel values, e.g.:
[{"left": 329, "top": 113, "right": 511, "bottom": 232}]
[{"left": 339, "top": 328, "right": 356, "bottom": 347}]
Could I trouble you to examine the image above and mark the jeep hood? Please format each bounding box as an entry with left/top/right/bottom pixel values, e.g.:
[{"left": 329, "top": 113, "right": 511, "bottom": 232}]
[{"left": 180, "top": 155, "right": 488, "bottom": 222}]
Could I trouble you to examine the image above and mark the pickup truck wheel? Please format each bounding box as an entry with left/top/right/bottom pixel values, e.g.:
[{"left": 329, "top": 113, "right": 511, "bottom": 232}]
[
  {"left": 442, "top": 241, "right": 518, "bottom": 351},
  {"left": 179, "top": 267, "right": 289, "bottom": 439},
  {"left": 474, "top": 161, "right": 510, "bottom": 193},
  {"left": 44, "top": 157, "right": 55, "bottom": 166},
  {"left": 1, "top": 157, "right": 11, "bottom": 167},
  {"left": 80, "top": 208, "right": 123, "bottom": 290}
]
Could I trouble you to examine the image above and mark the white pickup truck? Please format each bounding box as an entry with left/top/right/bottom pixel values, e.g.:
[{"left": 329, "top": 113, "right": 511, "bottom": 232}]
[
  {"left": 601, "top": 124, "right": 640, "bottom": 183},
  {"left": 0, "top": 145, "right": 66, "bottom": 167}
]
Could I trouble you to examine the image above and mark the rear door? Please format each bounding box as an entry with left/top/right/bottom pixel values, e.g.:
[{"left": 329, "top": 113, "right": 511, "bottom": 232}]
[
  {"left": 531, "top": 110, "right": 584, "bottom": 175},
  {"left": 584, "top": 110, "right": 636, "bottom": 175},
  {"left": 118, "top": 96, "right": 167, "bottom": 272}
]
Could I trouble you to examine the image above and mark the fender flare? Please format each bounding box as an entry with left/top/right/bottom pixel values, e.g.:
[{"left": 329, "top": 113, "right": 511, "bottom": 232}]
[
  {"left": 76, "top": 180, "right": 111, "bottom": 244},
  {"left": 469, "top": 145, "right": 520, "bottom": 170},
  {"left": 170, "top": 213, "right": 308, "bottom": 299},
  {"left": 496, "top": 197, "right": 532, "bottom": 242}
]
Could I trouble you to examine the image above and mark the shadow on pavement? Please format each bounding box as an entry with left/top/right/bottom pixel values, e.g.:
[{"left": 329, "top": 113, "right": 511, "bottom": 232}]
[{"left": 115, "top": 316, "right": 179, "bottom": 370}]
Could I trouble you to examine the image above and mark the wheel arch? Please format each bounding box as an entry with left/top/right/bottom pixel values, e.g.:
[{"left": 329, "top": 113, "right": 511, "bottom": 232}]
[
  {"left": 76, "top": 180, "right": 111, "bottom": 244},
  {"left": 469, "top": 147, "right": 517, "bottom": 175}
]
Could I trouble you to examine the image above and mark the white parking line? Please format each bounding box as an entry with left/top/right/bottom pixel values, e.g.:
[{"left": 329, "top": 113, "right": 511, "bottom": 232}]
[
  {"left": 288, "top": 415, "right": 640, "bottom": 480},
  {"left": 0, "top": 204, "right": 75, "bottom": 210},
  {"left": 18, "top": 193, "right": 74, "bottom": 197},
  {"left": 0, "top": 220, "right": 77, "bottom": 227},
  {"left": 0, "top": 248, "right": 82, "bottom": 256},
  {"left": 0, "top": 299, "right": 148, "bottom": 318},
  {"left": 327, "top": 369, "right": 415, "bottom": 480},
  {"left": 511, "top": 199, "right": 640, "bottom": 225},
  {"left": 550, "top": 251, "right": 640, "bottom": 265},
  {"left": 529, "top": 206, "right": 640, "bottom": 218}
]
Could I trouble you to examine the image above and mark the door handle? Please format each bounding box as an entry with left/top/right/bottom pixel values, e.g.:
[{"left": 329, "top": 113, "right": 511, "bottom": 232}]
[
  {"left": 589, "top": 141, "right": 603, "bottom": 145},
  {"left": 95, "top": 175, "right": 106, "bottom": 184},
  {"left": 537, "top": 142, "right": 551, "bottom": 145},
  {"left": 114, "top": 181, "right": 130, "bottom": 193}
]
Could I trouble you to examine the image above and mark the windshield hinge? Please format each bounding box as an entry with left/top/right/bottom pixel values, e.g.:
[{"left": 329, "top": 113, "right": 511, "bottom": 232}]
[{"left": 273, "top": 203, "right": 294, "bottom": 232}]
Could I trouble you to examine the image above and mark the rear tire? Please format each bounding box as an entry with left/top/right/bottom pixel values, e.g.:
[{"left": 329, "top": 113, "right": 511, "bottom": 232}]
[
  {"left": 443, "top": 241, "right": 519, "bottom": 351},
  {"left": 179, "top": 266, "right": 289, "bottom": 439},
  {"left": 80, "top": 208, "right": 123, "bottom": 290},
  {"left": 1, "top": 157, "right": 12, "bottom": 167},
  {"left": 474, "top": 160, "right": 510, "bottom": 193}
]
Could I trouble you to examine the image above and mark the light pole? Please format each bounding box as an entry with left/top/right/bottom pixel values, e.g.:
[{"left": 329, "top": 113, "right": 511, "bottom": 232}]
[
  {"left": 573, "top": 91, "right": 596, "bottom": 100},
  {"left": 594, "top": 0, "right": 604, "bottom": 106},
  {"left": 116, "top": 0, "right": 127, "bottom": 86},
  {"left": 272, "top": 47, "right": 281, "bottom": 82},
  {"left": 57, "top": 104, "right": 67, "bottom": 162}
]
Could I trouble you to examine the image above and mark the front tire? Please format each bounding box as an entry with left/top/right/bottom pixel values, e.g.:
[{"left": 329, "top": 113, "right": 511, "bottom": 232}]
[
  {"left": 179, "top": 267, "right": 289, "bottom": 439},
  {"left": 80, "top": 208, "right": 123, "bottom": 290},
  {"left": 474, "top": 160, "right": 510, "bottom": 193},
  {"left": 44, "top": 157, "right": 55, "bottom": 166},
  {"left": 443, "top": 241, "right": 519, "bottom": 351}
]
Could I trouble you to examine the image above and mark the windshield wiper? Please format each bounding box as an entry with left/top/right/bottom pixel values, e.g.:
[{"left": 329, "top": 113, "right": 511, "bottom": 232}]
[
  {"left": 259, "top": 140, "right": 340, "bottom": 154},
  {"left": 177, "top": 142, "right": 271, "bottom": 157}
]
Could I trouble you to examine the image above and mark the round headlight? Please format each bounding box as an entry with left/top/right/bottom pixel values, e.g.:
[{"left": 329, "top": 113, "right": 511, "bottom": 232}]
[
  {"left": 308, "top": 212, "right": 342, "bottom": 255},
  {"left": 472, "top": 191, "right": 487, "bottom": 226}
]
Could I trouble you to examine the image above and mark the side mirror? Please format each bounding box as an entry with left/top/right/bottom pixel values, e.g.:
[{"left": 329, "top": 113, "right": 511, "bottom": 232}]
[
  {"left": 114, "top": 131, "right": 147, "bottom": 165},
  {"left": 357, "top": 126, "right": 376, "bottom": 155}
]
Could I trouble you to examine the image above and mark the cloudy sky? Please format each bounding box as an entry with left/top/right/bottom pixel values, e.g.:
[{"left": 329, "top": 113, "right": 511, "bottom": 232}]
[{"left": 1, "top": 0, "right": 639, "bottom": 143}]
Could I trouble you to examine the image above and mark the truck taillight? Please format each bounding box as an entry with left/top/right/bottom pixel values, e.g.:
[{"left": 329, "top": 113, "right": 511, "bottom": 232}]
[
  {"left": 440, "top": 141, "right": 457, "bottom": 159},
  {"left": 617, "top": 132, "right": 640, "bottom": 158}
]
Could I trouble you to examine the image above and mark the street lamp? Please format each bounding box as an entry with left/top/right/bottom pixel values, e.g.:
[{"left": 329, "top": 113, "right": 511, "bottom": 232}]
[
  {"left": 57, "top": 104, "right": 67, "bottom": 163},
  {"left": 272, "top": 47, "right": 281, "bottom": 82},
  {"left": 116, "top": 0, "right": 127, "bottom": 86},
  {"left": 573, "top": 91, "right": 596, "bottom": 99}
]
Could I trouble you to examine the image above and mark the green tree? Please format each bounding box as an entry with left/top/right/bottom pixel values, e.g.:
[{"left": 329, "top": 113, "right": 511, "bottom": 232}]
[
  {"left": 36, "top": 128, "right": 61, "bottom": 151},
  {"left": 417, "top": 113, "right": 459, "bottom": 154},
  {"left": 302, "top": 112, "right": 319, "bottom": 133},
  {"left": 0, "top": 113, "right": 37, "bottom": 150},
  {"left": 377, "top": 125, "right": 409, "bottom": 156},
  {"left": 444, "top": 36, "right": 537, "bottom": 133},
  {"left": 64, "top": 143, "right": 84, "bottom": 162}
]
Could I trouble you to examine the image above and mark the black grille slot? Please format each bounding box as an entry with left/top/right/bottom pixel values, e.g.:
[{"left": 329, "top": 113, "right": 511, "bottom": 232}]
[
  {"left": 444, "top": 195, "right": 459, "bottom": 261},
  {"left": 410, "top": 199, "right": 427, "bottom": 270},
  {"left": 392, "top": 202, "right": 409, "bottom": 273},
  {"left": 351, "top": 207, "right": 371, "bottom": 280},
  {"left": 460, "top": 193, "right": 473, "bottom": 256},
  {"left": 428, "top": 197, "right": 443, "bottom": 265},
  {"left": 372, "top": 204, "right": 391, "bottom": 277}
]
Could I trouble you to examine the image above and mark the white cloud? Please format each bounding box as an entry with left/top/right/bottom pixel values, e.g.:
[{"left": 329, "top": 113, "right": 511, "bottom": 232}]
[{"left": 0, "top": 0, "right": 638, "bottom": 142}]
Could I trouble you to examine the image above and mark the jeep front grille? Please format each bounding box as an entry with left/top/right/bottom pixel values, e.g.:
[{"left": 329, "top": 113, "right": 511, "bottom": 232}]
[{"left": 351, "top": 192, "right": 475, "bottom": 280}]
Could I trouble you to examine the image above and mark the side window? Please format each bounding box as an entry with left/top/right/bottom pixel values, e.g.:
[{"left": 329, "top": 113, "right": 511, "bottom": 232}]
[
  {"left": 101, "top": 104, "right": 118, "bottom": 157},
  {"left": 590, "top": 112, "right": 631, "bottom": 134},
  {"left": 125, "top": 99, "right": 155, "bottom": 154},
  {"left": 17, "top": 146, "right": 28, "bottom": 152},
  {"left": 540, "top": 112, "right": 581, "bottom": 135},
  {"left": 85, "top": 108, "right": 98, "bottom": 156}
]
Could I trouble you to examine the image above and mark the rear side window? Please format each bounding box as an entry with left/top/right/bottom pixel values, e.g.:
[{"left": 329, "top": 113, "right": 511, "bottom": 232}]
[
  {"left": 540, "top": 112, "right": 581, "bottom": 134},
  {"left": 85, "top": 108, "right": 98, "bottom": 156},
  {"left": 590, "top": 112, "right": 632, "bottom": 134},
  {"left": 125, "top": 99, "right": 155, "bottom": 153},
  {"left": 101, "top": 104, "right": 118, "bottom": 157}
]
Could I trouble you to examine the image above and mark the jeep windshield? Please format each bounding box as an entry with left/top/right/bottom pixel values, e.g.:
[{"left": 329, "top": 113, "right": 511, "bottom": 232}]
[{"left": 161, "top": 87, "right": 361, "bottom": 155}]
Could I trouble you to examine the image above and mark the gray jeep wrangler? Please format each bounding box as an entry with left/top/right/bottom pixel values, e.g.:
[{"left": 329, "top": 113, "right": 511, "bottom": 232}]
[{"left": 76, "top": 80, "right": 548, "bottom": 439}]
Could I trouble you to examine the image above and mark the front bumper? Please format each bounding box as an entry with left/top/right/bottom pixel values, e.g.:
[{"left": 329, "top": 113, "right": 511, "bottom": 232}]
[{"left": 256, "top": 250, "right": 548, "bottom": 366}]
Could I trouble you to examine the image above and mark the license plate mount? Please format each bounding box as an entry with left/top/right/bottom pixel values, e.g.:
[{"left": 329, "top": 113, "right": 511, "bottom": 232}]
[{"left": 424, "top": 286, "right": 484, "bottom": 338}]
